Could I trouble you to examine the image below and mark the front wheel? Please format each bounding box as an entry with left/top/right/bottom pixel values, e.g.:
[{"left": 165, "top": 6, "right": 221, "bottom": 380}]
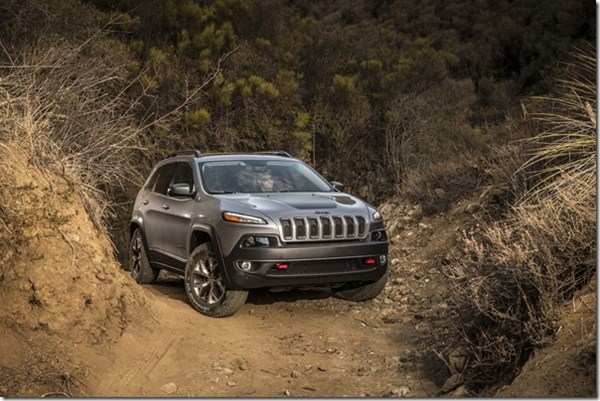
[
  {"left": 184, "top": 243, "right": 248, "bottom": 317},
  {"left": 334, "top": 270, "right": 389, "bottom": 302}
]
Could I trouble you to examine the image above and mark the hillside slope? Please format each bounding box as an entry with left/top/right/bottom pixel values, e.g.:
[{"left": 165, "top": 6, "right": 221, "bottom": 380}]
[
  {"left": 0, "top": 144, "right": 149, "bottom": 396},
  {"left": 496, "top": 282, "right": 596, "bottom": 397}
]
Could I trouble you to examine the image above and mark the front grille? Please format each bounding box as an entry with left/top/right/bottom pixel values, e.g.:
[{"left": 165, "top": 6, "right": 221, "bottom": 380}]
[
  {"left": 267, "top": 259, "right": 363, "bottom": 276},
  {"left": 279, "top": 215, "right": 368, "bottom": 242}
]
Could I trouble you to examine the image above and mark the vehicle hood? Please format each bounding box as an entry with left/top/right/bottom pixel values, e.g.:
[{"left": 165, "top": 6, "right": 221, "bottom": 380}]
[{"left": 218, "top": 192, "right": 368, "bottom": 219}]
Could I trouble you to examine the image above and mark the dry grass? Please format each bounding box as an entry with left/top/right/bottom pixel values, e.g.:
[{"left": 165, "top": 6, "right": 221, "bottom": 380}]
[
  {"left": 0, "top": 36, "right": 147, "bottom": 230},
  {"left": 520, "top": 48, "right": 596, "bottom": 204},
  {"left": 0, "top": 32, "right": 223, "bottom": 235},
  {"left": 401, "top": 158, "right": 488, "bottom": 215},
  {"left": 444, "top": 48, "right": 596, "bottom": 391}
]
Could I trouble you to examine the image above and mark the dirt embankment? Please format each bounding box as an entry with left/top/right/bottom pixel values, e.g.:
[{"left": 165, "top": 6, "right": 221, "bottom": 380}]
[
  {"left": 0, "top": 143, "right": 595, "bottom": 397},
  {"left": 0, "top": 144, "right": 149, "bottom": 396}
]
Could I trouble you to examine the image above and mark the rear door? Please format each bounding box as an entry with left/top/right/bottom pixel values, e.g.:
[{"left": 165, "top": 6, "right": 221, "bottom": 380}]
[{"left": 142, "top": 162, "right": 178, "bottom": 261}]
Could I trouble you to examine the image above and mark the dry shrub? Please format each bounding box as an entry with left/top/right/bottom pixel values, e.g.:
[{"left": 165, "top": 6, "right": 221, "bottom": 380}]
[
  {"left": 0, "top": 25, "right": 223, "bottom": 265},
  {"left": 0, "top": 36, "right": 149, "bottom": 232},
  {"left": 402, "top": 158, "right": 488, "bottom": 215},
  {"left": 445, "top": 48, "right": 596, "bottom": 391},
  {"left": 447, "top": 181, "right": 595, "bottom": 388}
]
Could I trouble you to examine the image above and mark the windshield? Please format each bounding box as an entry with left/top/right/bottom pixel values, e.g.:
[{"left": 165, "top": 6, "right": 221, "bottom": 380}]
[{"left": 200, "top": 160, "right": 333, "bottom": 194}]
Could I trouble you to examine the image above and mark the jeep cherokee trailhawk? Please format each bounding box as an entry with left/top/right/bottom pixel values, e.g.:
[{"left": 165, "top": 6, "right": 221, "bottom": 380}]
[{"left": 129, "top": 150, "right": 389, "bottom": 317}]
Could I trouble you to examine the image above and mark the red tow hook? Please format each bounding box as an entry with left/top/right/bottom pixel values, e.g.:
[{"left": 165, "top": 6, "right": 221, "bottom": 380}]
[{"left": 362, "top": 257, "right": 377, "bottom": 266}]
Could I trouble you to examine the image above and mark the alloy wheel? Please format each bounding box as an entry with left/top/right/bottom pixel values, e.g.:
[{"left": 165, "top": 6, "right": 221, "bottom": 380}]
[
  {"left": 131, "top": 235, "right": 142, "bottom": 276},
  {"left": 190, "top": 256, "right": 225, "bottom": 304}
]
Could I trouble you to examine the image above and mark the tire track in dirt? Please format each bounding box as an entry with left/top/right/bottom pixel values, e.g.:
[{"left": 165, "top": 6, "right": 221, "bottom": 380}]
[{"left": 115, "top": 333, "right": 178, "bottom": 395}]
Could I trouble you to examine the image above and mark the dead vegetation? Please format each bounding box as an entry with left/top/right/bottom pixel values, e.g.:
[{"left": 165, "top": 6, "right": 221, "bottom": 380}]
[
  {"left": 0, "top": 36, "right": 146, "bottom": 230},
  {"left": 442, "top": 49, "right": 596, "bottom": 392}
]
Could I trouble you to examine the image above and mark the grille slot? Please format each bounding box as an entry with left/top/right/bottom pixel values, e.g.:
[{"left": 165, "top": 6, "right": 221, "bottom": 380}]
[
  {"left": 281, "top": 218, "right": 292, "bottom": 240},
  {"left": 294, "top": 217, "right": 306, "bottom": 239},
  {"left": 345, "top": 216, "right": 355, "bottom": 237},
  {"left": 321, "top": 217, "right": 332, "bottom": 238},
  {"left": 307, "top": 217, "right": 319, "bottom": 238},
  {"left": 333, "top": 216, "right": 343, "bottom": 238},
  {"left": 356, "top": 216, "right": 366, "bottom": 236}
]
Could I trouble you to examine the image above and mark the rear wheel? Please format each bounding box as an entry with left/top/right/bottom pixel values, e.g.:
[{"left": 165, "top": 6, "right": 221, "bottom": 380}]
[
  {"left": 334, "top": 270, "right": 389, "bottom": 302},
  {"left": 184, "top": 243, "right": 248, "bottom": 317},
  {"left": 130, "top": 229, "right": 159, "bottom": 284}
]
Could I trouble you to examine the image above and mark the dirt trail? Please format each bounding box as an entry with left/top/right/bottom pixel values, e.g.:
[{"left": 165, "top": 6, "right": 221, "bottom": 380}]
[
  {"left": 84, "top": 284, "right": 434, "bottom": 397},
  {"left": 80, "top": 205, "right": 462, "bottom": 397}
]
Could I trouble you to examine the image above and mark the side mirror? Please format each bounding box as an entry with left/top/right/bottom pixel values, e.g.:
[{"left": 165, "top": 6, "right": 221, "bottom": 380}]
[
  {"left": 330, "top": 181, "right": 344, "bottom": 192},
  {"left": 168, "top": 183, "right": 194, "bottom": 197}
]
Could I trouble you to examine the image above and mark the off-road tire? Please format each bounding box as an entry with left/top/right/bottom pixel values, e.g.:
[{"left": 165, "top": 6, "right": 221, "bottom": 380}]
[
  {"left": 130, "top": 228, "right": 160, "bottom": 284},
  {"left": 334, "top": 270, "right": 389, "bottom": 302},
  {"left": 184, "top": 243, "right": 248, "bottom": 317}
]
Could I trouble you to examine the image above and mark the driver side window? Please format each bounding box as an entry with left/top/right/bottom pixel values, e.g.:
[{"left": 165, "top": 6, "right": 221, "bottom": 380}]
[{"left": 171, "top": 163, "right": 195, "bottom": 189}]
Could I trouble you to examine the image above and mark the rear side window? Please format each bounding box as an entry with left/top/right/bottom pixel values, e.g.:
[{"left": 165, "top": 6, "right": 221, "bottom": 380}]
[{"left": 151, "top": 163, "right": 178, "bottom": 195}]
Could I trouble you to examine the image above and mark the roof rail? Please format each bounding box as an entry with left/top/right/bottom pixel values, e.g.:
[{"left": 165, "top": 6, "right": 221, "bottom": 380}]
[
  {"left": 253, "top": 151, "right": 292, "bottom": 158},
  {"left": 168, "top": 150, "right": 203, "bottom": 158}
]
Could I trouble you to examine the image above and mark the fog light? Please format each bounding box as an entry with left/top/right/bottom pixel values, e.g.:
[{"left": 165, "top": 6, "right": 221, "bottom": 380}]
[
  {"left": 371, "top": 230, "right": 387, "bottom": 241},
  {"left": 240, "top": 261, "right": 252, "bottom": 271},
  {"left": 241, "top": 236, "right": 271, "bottom": 247},
  {"left": 379, "top": 255, "right": 387, "bottom": 265}
]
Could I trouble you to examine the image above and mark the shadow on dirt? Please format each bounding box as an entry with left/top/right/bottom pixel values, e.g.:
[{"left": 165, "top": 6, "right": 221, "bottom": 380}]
[
  {"left": 149, "top": 279, "right": 187, "bottom": 303},
  {"left": 148, "top": 274, "right": 334, "bottom": 307},
  {"left": 246, "top": 288, "right": 333, "bottom": 305},
  {"left": 421, "top": 350, "right": 451, "bottom": 388}
]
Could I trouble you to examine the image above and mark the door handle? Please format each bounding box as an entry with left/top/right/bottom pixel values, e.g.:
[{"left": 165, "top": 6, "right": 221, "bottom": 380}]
[
  {"left": 162, "top": 204, "right": 170, "bottom": 210},
  {"left": 142, "top": 200, "right": 149, "bottom": 205}
]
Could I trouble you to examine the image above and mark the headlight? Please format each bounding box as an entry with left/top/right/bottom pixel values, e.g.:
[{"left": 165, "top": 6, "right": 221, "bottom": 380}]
[
  {"left": 373, "top": 211, "right": 382, "bottom": 220},
  {"left": 222, "top": 211, "right": 267, "bottom": 224}
]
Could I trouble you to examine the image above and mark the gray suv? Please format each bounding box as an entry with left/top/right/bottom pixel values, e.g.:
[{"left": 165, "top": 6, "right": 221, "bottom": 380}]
[{"left": 129, "top": 151, "right": 389, "bottom": 317}]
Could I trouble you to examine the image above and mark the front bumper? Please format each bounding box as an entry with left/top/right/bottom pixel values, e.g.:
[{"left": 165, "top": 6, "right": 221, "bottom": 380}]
[{"left": 219, "top": 238, "right": 388, "bottom": 289}]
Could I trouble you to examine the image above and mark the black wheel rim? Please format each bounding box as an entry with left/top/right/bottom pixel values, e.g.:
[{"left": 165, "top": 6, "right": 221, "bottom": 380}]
[
  {"left": 131, "top": 235, "right": 142, "bottom": 277},
  {"left": 190, "top": 256, "right": 225, "bottom": 305}
]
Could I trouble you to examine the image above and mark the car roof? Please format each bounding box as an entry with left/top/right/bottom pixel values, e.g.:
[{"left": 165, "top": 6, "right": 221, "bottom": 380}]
[
  {"left": 198, "top": 154, "right": 296, "bottom": 162},
  {"left": 162, "top": 151, "right": 297, "bottom": 163}
]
